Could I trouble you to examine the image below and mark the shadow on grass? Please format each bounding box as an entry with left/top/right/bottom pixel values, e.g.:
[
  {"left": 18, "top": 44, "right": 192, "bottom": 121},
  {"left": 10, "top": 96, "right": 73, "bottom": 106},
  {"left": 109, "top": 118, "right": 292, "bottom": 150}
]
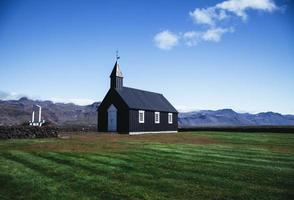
[
  {"left": 0, "top": 173, "right": 40, "bottom": 200},
  {"left": 86, "top": 150, "right": 293, "bottom": 198},
  {"left": 34, "top": 152, "right": 183, "bottom": 197},
  {"left": 52, "top": 150, "right": 290, "bottom": 198},
  {"left": 1, "top": 152, "right": 130, "bottom": 200},
  {"left": 1, "top": 148, "right": 293, "bottom": 200}
]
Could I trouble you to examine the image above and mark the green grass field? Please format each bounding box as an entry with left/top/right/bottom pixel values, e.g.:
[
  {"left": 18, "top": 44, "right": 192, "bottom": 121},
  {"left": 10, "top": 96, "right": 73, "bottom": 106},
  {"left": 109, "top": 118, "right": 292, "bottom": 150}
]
[{"left": 0, "top": 132, "right": 293, "bottom": 200}]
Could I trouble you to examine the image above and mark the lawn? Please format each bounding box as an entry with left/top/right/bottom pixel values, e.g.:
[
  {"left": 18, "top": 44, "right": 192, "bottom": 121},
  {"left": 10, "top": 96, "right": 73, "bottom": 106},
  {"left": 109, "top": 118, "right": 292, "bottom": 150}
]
[{"left": 0, "top": 131, "right": 293, "bottom": 200}]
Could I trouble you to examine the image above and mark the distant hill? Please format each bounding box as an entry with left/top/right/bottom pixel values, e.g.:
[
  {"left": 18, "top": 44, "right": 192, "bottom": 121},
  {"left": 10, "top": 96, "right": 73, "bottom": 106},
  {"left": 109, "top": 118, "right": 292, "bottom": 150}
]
[
  {"left": 0, "top": 97, "right": 100, "bottom": 127},
  {"left": 1, "top": 98, "right": 294, "bottom": 127},
  {"left": 179, "top": 109, "right": 294, "bottom": 128}
]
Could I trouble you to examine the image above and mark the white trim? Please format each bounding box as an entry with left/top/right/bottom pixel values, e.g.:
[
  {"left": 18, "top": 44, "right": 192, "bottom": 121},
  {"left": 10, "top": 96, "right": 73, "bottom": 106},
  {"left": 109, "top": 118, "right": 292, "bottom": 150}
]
[
  {"left": 168, "top": 113, "right": 173, "bottom": 124},
  {"left": 154, "top": 112, "right": 160, "bottom": 124},
  {"left": 129, "top": 131, "right": 178, "bottom": 135},
  {"left": 139, "top": 110, "right": 145, "bottom": 123}
]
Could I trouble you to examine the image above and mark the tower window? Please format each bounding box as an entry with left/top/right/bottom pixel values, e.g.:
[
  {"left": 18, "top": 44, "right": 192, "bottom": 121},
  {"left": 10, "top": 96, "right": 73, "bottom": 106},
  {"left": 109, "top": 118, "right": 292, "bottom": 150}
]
[
  {"left": 155, "top": 112, "right": 160, "bottom": 124},
  {"left": 168, "top": 113, "right": 173, "bottom": 124},
  {"left": 139, "top": 110, "right": 145, "bottom": 123}
]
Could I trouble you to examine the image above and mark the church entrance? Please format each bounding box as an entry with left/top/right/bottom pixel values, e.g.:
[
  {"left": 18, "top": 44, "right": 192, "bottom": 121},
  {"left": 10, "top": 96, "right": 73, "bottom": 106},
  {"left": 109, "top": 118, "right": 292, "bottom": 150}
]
[{"left": 107, "top": 104, "right": 117, "bottom": 132}]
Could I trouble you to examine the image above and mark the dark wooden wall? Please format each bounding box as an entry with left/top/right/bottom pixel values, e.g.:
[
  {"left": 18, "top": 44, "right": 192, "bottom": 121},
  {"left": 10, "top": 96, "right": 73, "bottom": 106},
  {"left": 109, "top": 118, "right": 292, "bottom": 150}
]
[
  {"left": 129, "top": 110, "right": 178, "bottom": 132},
  {"left": 111, "top": 77, "right": 123, "bottom": 89},
  {"left": 98, "top": 89, "right": 129, "bottom": 133}
]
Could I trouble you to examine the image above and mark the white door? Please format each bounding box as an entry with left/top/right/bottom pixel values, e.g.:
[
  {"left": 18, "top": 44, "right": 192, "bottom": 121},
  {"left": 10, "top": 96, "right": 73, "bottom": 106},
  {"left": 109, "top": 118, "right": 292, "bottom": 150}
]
[{"left": 107, "top": 104, "right": 117, "bottom": 132}]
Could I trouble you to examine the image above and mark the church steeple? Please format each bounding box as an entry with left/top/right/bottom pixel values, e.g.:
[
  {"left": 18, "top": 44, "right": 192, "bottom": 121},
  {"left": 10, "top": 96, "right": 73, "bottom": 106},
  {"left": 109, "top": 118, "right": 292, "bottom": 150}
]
[
  {"left": 110, "top": 61, "right": 123, "bottom": 78},
  {"left": 110, "top": 52, "right": 123, "bottom": 89}
]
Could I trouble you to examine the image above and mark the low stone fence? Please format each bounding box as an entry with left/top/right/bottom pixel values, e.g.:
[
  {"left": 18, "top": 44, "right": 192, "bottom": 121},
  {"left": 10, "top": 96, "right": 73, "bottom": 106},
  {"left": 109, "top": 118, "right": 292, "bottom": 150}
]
[
  {"left": 179, "top": 126, "right": 294, "bottom": 133},
  {"left": 0, "top": 126, "right": 58, "bottom": 139}
]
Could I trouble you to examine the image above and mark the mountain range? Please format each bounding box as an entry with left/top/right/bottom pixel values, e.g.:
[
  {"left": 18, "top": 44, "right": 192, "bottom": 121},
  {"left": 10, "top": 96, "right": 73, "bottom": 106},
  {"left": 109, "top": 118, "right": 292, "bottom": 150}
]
[
  {"left": 1, "top": 98, "right": 294, "bottom": 127},
  {"left": 179, "top": 109, "right": 294, "bottom": 128},
  {"left": 0, "top": 97, "right": 99, "bottom": 127}
]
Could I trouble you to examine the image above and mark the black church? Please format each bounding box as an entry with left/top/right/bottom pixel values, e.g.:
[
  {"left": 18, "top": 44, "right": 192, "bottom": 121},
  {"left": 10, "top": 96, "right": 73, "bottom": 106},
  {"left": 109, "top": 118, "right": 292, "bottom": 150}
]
[{"left": 98, "top": 59, "right": 178, "bottom": 134}]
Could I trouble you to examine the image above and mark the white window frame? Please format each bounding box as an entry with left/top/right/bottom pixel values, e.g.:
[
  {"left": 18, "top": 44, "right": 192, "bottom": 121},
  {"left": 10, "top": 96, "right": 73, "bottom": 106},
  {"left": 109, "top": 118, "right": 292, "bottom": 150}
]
[
  {"left": 139, "top": 110, "right": 145, "bottom": 123},
  {"left": 155, "top": 112, "right": 160, "bottom": 124},
  {"left": 168, "top": 113, "right": 173, "bottom": 124}
]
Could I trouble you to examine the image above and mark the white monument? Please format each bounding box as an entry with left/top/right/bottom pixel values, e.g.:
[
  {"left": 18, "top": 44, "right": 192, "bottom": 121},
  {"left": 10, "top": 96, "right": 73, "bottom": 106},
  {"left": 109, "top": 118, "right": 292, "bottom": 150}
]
[{"left": 29, "top": 105, "right": 45, "bottom": 126}]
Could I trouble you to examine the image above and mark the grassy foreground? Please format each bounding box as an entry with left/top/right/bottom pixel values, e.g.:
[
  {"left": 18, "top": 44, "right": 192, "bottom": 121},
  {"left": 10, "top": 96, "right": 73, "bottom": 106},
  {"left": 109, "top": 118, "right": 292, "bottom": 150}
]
[{"left": 0, "top": 132, "right": 293, "bottom": 200}]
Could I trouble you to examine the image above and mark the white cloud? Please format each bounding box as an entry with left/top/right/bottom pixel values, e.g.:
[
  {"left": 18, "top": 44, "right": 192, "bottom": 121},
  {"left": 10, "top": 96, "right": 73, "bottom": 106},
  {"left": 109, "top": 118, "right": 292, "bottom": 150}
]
[
  {"left": 183, "top": 31, "right": 201, "bottom": 46},
  {"left": 154, "top": 0, "right": 280, "bottom": 49},
  {"left": 218, "top": 9, "right": 229, "bottom": 20},
  {"left": 176, "top": 105, "right": 199, "bottom": 113},
  {"left": 189, "top": 7, "right": 216, "bottom": 25},
  {"left": 189, "top": 0, "right": 277, "bottom": 25},
  {"left": 216, "top": 0, "right": 277, "bottom": 20},
  {"left": 154, "top": 30, "right": 179, "bottom": 50},
  {"left": 189, "top": 7, "right": 229, "bottom": 26},
  {"left": 49, "top": 97, "right": 95, "bottom": 105},
  {"left": 182, "top": 27, "right": 234, "bottom": 46},
  {"left": 202, "top": 27, "right": 234, "bottom": 42},
  {"left": 0, "top": 91, "right": 25, "bottom": 100},
  {"left": 0, "top": 91, "right": 95, "bottom": 106}
]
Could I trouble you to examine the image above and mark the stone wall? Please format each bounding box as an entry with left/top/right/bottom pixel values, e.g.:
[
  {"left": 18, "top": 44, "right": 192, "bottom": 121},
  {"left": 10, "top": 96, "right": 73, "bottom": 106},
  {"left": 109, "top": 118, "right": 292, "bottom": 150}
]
[{"left": 0, "top": 126, "right": 58, "bottom": 139}]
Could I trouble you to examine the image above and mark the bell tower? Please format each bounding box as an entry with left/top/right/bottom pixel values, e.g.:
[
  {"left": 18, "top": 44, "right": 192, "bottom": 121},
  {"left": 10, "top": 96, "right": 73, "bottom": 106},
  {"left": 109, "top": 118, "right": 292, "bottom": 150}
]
[{"left": 110, "top": 51, "right": 123, "bottom": 89}]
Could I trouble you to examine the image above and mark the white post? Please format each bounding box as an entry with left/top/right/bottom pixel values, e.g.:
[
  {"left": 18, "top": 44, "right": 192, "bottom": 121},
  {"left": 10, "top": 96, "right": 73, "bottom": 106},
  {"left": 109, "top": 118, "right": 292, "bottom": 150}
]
[
  {"left": 38, "top": 106, "right": 42, "bottom": 122},
  {"left": 32, "top": 111, "right": 35, "bottom": 122},
  {"left": 36, "top": 105, "right": 42, "bottom": 125}
]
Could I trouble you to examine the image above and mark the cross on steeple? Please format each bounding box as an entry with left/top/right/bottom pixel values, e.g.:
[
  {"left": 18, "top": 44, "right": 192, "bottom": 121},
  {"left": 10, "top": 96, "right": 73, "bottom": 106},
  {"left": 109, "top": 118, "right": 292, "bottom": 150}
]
[{"left": 116, "top": 50, "right": 120, "bottom": 61}]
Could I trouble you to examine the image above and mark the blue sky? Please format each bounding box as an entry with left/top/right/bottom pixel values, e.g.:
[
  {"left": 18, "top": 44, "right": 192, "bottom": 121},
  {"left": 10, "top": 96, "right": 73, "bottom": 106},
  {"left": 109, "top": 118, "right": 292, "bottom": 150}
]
[{"left": 0, "top": 0, "right": 293, "bottom": 114}]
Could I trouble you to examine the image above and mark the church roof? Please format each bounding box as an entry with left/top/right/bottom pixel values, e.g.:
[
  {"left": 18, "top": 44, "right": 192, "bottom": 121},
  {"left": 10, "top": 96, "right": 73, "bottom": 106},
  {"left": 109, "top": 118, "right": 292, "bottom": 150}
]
[
  {"left": 110, "top": 61, "right": 123, "bottom": 78},
  {"left": 115, "top": 87, "right": 178, "bottom": 113}
]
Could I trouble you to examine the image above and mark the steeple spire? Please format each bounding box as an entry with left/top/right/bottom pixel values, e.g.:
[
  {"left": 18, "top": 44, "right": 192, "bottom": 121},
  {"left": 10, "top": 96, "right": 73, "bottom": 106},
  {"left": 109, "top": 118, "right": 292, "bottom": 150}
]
[
  {"left": 110, "top": 61, "right": 123, "bottom": 78},
  {"left": 110, "top": 51, "right": 123, "bottom": 89}
]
